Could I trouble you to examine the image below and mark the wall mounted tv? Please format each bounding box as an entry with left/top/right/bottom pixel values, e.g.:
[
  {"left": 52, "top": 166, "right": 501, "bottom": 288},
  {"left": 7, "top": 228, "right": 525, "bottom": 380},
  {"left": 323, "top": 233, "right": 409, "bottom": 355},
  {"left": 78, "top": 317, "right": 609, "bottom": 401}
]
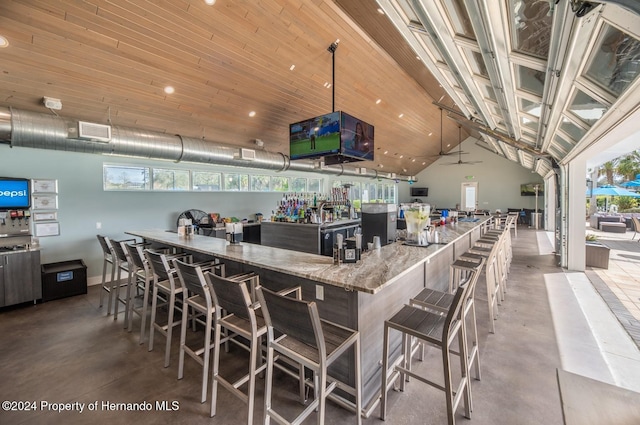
[
  {"left": 289, "top": 111, "right": 374, "bottom": 163},
  {"left": 520, "top": 183, "right": 544, "bottom": 196},
  {"left": 410, "top": 187, "right": 428, "bottom": 197},
  {"left": 0, "top": 177, "right": 31, "bottom": 210}
]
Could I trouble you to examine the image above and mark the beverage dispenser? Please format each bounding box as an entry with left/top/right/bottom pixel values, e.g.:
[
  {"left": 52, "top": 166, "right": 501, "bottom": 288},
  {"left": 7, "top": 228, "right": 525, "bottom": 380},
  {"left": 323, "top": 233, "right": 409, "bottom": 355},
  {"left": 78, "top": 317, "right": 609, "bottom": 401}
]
[
  {"left": 0, "top": 177, "right": 33, "bottom": 249},
  {"left": 361, "top": 203, "right": 397, "bottom": 247}
]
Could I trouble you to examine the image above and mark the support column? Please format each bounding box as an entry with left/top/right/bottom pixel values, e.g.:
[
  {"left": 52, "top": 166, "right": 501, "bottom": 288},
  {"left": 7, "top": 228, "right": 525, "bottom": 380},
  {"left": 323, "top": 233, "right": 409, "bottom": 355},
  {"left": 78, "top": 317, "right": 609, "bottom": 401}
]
[{"left": 566, "top": 158, "right": 586, "bottom": 271}]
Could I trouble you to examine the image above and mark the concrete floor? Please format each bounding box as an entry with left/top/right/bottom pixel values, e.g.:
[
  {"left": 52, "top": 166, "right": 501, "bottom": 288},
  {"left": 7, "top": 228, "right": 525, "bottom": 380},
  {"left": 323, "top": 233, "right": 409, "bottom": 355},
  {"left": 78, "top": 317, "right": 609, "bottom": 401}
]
[{"left": 0, "top": 227, "right": 606, "bottom": 424}]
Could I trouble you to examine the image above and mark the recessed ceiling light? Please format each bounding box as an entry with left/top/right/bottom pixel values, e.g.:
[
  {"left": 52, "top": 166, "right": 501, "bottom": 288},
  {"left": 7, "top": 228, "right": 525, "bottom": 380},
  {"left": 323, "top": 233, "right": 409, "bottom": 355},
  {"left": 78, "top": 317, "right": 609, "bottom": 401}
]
[
  {"left": 422, "top": 162, "right": 426, "bottom": 165},
  {"left": 164, "top": 86, "right": 175, "bottom": 94},
  {"left": 326, "top": 83, "right": 332, "bottom": 88},
  {"left": 249, "top": 111, "right": 256, "bottom": 117},
  {"left": 399, "top": 155, "right": 404, "bottom": 159},
  {"left": 398, "top": 113, "right": 404, "bottom": 118},
  {"left": 416, "top": 56, "right": 421, "bottom": 61},
  {"left": 0, "top": 36, "right": 8, "bottom": 48},
  {"left": 377, "top": 8, "right": 385, "bottom": 14},
  {"left": 379, "top": 164, "right": 384, "bottom": 168},
  {"left": 384, "top": 150, "right": 388, "bottom": 154},
  {"left": 412, "top": 158, "right": 416, "bottom": 162},
  {"left": 428, "top": 132, "right": 433, "bottom": 136},
  {"left": 447, "top": 144, "right": 450, "bottom": 147},
  {"left": 375, "top": 99, "right": 382, "bottom": 104},
  {"left": 289, "top": 64, "right": 295, "bottom": 71},
  {"left": 204, "top": 0, "right": 216, "bottom": 5}
]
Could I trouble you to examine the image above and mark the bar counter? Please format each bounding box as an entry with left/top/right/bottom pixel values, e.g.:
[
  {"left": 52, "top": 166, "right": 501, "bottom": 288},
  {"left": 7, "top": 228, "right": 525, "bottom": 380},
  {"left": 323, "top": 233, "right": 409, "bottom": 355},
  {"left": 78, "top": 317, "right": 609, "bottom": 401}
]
[
  {"left": 127, "top": 219, "right": 484, "bottom": 295},
  {"left": 127, "top": 217, "right": 487, "bottom": 413}
]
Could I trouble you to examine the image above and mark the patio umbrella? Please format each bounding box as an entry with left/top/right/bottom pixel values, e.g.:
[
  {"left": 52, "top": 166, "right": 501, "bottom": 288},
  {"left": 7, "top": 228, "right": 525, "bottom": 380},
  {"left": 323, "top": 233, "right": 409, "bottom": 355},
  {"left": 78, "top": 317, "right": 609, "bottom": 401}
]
[
  {"left": 586, "top": 185, "right": 640, "bottom": 197},
  {"left": 621, "top": 174, "right": 640, "bottom": 188}
]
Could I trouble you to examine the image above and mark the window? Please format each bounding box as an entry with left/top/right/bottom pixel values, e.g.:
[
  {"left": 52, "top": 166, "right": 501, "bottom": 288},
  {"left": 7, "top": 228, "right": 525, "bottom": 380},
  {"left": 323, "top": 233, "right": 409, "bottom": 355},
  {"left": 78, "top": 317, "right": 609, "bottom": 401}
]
[
  {"left": 291, "top": 177, "right": 307, "bottom": 192},
  {"left": 225, "top": 173, "right": 249, "bottom": 191},
  {"left": 103, "top": 165, "right": 149, "bottom": 190},
  {"left": 271, "top": 176, "right": 290, "bottom": 192},
  {"left": 308, "top": 178, "right": 322, "bottom": 193},
  {"left": 251, "top": 175, "right": 271, "bottom": 192},
  {"left": 152, "top": 168, "right": 190, "bottom": 191},
  {"left": 193, "top": 171, "right": 221, "bottom": 191}
]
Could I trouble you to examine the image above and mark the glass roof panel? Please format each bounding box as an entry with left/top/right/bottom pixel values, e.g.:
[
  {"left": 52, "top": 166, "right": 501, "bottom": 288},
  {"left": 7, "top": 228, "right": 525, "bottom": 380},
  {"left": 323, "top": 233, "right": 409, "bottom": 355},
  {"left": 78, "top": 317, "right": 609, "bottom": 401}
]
[
  {"left": 442, "top": 0, "right": 476, "bottom": 40},
  {"left": 510, "top": 0, "right": 552, "bottom": 59},
  {"left": 417, "top": 33, "right": 444, "bottom": 63},
  {"left": 553, "top": 134, "right": 572, "bottom": 151},
  {"left": 559, "top": 119, "right": 586, "bottom": 144},
  {"left": 584, "top": 23, "right": 640, "bottom": 97},
  {"left": 517, "top": 65, "right": 546, "bottom": 96},
  {"left": 520, "top": 115, "right": 538, "bottom": 132},
  {"left": 479, "top": 84, "right": 497, "bottom": 101},
  {"left": 568, "top": 89, "right": 608, "bottom": 127},
  {"left": 465, "top": 49, "right": 489, "bottom": 78},
  {"left": 519, "top": 98, "right": 542, "bottom": 118},
  {"left": 398, "top": 2, "right": 420, "bottom": 23}
]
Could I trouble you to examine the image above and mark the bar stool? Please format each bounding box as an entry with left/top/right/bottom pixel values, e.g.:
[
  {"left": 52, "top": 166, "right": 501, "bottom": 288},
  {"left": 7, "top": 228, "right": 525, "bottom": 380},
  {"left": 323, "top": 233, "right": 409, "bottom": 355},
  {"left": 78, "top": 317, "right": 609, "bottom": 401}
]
[
  {"left": 124, "top": 243, "right": 184, "bottom": 343},
  {"left": 461, "top": 240, "right": 502, "bottom": 334},
  {"left": 380, "top": 283, "right": 471, "bottom": 425},
  {"left": 171, "top": 258, "right": 228, "bottom": 404},
  {"left": 205, "top": 274, "right": 301, "bottom": 424},
  {"left": 106, "top": 237, "right": 144, "bottom": 318},
  {"left": 409, "top": 258, "right": 485, "bottom": 408},
  {"left": 145, "top": 249, "right": 191, "bottom": 368},
  {"left": 110, "top": 239, "right": 141, "bottom": 323},
  {"left": 96, "top": 235, "right": 115, "bottom": 314},
  {"left": 124, "top": 242, "right": 154, "bottom": 344},
  {"left": 256, "top": 286, "right": 363, "bottom": 425}
]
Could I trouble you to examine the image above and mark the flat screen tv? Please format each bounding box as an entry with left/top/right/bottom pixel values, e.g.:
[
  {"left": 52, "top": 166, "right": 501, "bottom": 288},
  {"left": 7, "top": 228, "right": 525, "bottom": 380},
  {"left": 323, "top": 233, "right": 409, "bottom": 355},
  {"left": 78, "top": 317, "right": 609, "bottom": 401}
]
[
  {"left": 289, "top": 111, "right": 374, "bottom": 163},
  {"left": 520, "top": 183, "right": 543, "bottom": 196},
  {"left": 410, "top": 187, "right": 428, "bottom": 197},
  {"left": 0, "top": 177, "right": 31, "bottom": 210},
  {"left": 289, "top": 111, "right": 341, "bottom": 160}
]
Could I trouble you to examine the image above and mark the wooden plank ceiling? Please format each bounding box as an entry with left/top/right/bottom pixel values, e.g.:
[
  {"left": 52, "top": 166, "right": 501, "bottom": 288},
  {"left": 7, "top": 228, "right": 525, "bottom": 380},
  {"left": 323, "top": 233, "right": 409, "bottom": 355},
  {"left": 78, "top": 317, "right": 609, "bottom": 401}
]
[{"left": 0, "top": 0, "right": 468, "bottom": 176}]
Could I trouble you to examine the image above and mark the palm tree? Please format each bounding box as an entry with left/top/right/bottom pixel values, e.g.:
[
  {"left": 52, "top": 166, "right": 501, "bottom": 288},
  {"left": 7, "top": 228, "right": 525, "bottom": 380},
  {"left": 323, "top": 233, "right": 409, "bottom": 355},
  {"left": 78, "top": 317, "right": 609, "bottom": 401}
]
[
  {"left": 616, "top": 150, "right": 640, "bottom": 182},
  {"left": 598, "top": 160, "right": 618, "bottom": 185}
]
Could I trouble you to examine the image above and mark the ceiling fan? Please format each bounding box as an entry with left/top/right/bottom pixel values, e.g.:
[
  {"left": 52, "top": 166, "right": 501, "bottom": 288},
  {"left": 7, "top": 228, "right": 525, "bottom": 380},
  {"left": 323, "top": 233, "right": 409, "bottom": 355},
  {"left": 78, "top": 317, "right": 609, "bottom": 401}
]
[
  {"left": 441, "top": 126, "right": 482, "bottom": 166},
  {"left": 433, "top": 107, "right": 468, "bottom": 157}
]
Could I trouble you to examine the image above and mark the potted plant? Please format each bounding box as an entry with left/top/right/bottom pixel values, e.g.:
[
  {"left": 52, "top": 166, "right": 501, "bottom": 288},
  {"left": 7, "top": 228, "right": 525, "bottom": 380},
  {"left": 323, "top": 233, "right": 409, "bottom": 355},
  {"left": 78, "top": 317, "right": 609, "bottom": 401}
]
[{"left": 585, "top": 234, "right": 609, "bottom": 269}]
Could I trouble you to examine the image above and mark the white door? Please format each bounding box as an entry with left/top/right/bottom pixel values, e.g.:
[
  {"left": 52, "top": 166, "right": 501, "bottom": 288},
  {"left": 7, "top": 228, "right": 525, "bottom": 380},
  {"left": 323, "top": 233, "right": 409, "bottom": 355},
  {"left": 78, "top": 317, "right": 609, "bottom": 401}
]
[{"left": 461, "top": 182, "right": 478, "bottom": 212}]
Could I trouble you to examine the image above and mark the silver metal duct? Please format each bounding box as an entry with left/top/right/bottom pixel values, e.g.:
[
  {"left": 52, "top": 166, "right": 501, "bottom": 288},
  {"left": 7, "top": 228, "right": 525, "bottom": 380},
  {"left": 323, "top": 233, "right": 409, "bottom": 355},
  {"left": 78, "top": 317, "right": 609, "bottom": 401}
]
[{"left": 0, "top": 107, "right": 410, "bottom": 181}]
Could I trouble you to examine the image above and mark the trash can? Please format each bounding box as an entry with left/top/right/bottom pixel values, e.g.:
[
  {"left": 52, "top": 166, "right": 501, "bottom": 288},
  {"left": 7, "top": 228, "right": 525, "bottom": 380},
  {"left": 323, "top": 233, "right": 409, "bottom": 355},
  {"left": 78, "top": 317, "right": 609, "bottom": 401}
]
[
  {"left": 531, "top": 212, "right": 542, "bottom": 230},
  {"left": 41, "top": 260, "right": 87, "bottom": 302}
]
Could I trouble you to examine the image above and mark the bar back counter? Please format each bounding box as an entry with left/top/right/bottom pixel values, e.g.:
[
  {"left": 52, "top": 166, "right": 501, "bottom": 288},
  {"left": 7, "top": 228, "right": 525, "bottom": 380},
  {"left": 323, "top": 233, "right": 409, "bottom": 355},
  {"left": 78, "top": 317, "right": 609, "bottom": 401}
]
[{"left": 128, "top": 218, "right": 486, "bottom": 415}]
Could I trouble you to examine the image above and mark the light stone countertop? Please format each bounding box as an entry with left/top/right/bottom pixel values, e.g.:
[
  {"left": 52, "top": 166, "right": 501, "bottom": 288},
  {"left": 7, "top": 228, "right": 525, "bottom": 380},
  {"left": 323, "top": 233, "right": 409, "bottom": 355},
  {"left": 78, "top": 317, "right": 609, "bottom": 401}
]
[{"left": 128, "top": 219, "right": 485, "bottom": 294}]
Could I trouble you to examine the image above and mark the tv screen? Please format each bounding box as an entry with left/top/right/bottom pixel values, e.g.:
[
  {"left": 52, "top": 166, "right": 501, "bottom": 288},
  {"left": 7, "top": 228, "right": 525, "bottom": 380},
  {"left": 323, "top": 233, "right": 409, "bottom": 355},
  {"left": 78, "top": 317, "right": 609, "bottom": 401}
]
[
  {"left": 520, "top": 183, "right": 543, "bottom": 196},
  {"left": 0, "top": 178, "right": 31, "bottom": 209},
  {"left": 289, "top": 111, "right": 341, "bottom": 160},
  {"left": 289, "top": 111, "right": 374, "bottom": 163},
  {"left": 340, "top": 112, "right": 374, "bottom": 161},
  {"left": 410, "top": 187, "right": 428, "bottom": 197}
]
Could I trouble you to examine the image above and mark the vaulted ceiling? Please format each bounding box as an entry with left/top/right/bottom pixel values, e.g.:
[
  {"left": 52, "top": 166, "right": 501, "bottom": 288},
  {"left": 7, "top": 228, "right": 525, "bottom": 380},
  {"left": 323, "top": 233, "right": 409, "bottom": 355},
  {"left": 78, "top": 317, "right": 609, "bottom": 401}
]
[{"left": 0, "top": 0, "right": 639, "bottom": 177}]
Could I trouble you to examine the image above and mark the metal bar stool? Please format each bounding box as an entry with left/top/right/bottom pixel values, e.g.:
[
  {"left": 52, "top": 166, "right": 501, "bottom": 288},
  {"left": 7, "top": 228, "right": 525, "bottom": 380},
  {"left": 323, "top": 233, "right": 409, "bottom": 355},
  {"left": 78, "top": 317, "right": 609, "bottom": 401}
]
[
  {"left": 461, "top": 241, "right": 502, "bottom": 334},
  {"left": 109, "top": 237, "right": 145, "bottom": 320},
  {"left": 96, "top": 235, "right": 116, "bottom": 314},
  {"left": 205, "top": 274, "right": 301, "bottom": 424},
  {"left": 380, "top": 283, "right": 471, "bottom": 425},
  {"left": 145, "top": 249, "right": 191, "bottom": 368},
  {"left": 171, "top": 258, "right": 227, "bottom": 404},
  {"left": 256, "top": 286, "right": 363, "bottom": 425},
  {"left": 124, "top": 242, "right": 153, "bottom": 344},
  {"left": 410, "top": 258, "right": 485, "bottom": 408}
]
